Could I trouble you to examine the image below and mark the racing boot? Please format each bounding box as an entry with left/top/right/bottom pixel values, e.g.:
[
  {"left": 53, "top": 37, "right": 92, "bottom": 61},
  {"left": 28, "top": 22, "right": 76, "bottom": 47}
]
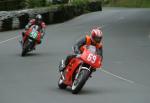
[{"left": 59, "top": 55, "right": 75, "bottom": 72}]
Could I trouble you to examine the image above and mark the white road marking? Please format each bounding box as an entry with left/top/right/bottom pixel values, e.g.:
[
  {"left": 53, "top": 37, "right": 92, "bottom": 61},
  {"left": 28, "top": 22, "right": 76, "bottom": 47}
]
[
  {"left": 0, "top": 36, "right": 19, "bottom": 45},
  {"left": 101, "top": 69, "right": 135, "bottom": 84}
]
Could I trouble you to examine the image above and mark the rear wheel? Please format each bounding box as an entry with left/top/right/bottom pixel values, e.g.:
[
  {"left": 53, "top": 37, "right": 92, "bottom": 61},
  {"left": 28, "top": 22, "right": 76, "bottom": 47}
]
[{"left": 72, "top": 69, "right": 90, "bottom": 94}]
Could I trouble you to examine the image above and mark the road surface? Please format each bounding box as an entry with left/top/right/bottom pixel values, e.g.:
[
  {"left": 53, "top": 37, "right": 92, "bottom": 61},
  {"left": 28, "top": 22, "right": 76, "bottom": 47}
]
[{"left": 0, "top": 7, "right": 150, "bottom": 103}]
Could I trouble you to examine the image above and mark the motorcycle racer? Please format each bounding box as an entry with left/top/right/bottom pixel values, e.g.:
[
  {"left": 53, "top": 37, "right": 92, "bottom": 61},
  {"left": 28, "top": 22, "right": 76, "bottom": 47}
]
[
  {"left": 21, "top": 14, "right": 46, "bottom": 45},
  {"left": 59, "top": 27, "right": 103, "bottom": 73}
]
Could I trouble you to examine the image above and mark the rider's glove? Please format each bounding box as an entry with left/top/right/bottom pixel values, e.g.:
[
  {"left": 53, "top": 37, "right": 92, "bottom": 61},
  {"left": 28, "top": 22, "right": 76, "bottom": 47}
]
[
  {"left": 73, "top": 46, "right": 81, "bottom": 54},
  {"left": 41, "top": 28, "right": 45, "bottom": 39},
  {"left": 25, "top": 25, "right": 29, "bottom": 30}
]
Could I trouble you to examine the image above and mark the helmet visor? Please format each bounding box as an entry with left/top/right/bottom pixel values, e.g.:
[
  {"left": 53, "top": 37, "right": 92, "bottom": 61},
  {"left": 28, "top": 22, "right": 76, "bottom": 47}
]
[{"left": 93, "top": 36, "right": 102, "bottom": 43}]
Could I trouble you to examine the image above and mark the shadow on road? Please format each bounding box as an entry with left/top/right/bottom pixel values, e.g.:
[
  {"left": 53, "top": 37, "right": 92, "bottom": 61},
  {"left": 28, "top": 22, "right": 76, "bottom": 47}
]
[
  {"left": 48, "top": 86, "right": 119, "bottom": 95},
  {"left": 13, "top": 51, "right": 56, "bottom": 58}
]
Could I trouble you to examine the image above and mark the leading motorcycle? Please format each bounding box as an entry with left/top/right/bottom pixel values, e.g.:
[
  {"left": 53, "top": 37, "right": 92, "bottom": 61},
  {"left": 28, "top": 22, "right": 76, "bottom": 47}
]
[{"left": 58, "top": 45, "right": 102, "bottom": 94}]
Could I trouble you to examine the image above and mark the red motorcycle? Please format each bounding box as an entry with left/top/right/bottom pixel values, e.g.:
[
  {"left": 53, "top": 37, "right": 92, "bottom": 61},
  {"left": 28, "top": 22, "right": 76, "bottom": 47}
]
[
  {"left": 58, "top": 45, "right": 102, "bottom": 94},
  {"left": 21, "top": 25, "right": 41, "bottom": 56}
]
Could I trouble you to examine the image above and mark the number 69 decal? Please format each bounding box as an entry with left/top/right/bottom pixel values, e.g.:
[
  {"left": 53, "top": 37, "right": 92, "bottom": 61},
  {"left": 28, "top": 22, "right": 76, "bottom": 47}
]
[{"left": 87, "top": 53, "right": 97, "bottom": 63}]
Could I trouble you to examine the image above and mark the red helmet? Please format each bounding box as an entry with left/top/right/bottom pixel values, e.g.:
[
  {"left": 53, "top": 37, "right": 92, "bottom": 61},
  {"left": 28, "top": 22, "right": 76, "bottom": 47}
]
[{"left": 91, "top": 28, "right": 103, "bottom": 43}]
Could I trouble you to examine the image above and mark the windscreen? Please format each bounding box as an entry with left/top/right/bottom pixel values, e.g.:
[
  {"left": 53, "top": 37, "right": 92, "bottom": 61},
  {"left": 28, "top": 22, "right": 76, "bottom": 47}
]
[{"left": 87, "top": 45, "right": 96, "bottom": 54}]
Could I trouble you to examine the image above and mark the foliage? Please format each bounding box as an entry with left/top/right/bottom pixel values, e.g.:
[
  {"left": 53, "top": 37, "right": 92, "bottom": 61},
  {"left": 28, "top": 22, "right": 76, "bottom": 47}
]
[
  {"left": 70, "top": 0, "right": 89, "bottom": 5},
  {"left": 24, "top": 0, "right": 47, "bottom": 8},
  {"left": 70, "top": 0, "right": 90, "bottom": 12},
  {"left": 0, "top": 0, "right": 24, "bottom": 11},
  {"left": 103, "top": 0, "right": 150, "bottom": 8},
  {"left": 0, "top": 0, "right": 48, "bottom": 10}
]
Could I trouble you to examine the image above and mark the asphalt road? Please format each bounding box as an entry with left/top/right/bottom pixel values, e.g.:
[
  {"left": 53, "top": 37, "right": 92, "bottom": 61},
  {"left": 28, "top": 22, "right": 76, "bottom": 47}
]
[{"left": 0, "top": 7, "right": 150, "bottom": 103}]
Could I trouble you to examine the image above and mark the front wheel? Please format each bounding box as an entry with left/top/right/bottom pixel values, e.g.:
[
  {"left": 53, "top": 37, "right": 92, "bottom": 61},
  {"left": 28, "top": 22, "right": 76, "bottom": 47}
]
[
  {"left": 58, "top": 76, "right": 67, "bottom": 89},
  {"left": 72, "top": 69, "right": 90, "bottom": 94},
  {"left": 21, "top": 40, "right": 29, "bottom": 56}
]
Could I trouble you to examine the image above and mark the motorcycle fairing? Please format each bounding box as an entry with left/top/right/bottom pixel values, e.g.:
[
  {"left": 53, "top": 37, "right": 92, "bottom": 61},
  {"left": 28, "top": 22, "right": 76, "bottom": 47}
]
[{"left": 64, "top": 57, "right": 82, "bottom": 86}]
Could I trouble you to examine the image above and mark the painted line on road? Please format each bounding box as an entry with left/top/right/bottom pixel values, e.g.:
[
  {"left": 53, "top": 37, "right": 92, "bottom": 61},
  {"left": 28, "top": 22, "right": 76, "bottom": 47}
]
[
  {"left": 0, "top": 36, "right": 19, "bottom": 45},
  {"left": 101, "top": 69, "right": 135, "bottom": 84}
]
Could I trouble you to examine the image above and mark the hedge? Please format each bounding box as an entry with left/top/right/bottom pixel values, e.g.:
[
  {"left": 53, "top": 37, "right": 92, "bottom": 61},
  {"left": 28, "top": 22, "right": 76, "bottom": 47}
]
[{"left": 0, "top": 1, "right": 102, "bottom": 31}]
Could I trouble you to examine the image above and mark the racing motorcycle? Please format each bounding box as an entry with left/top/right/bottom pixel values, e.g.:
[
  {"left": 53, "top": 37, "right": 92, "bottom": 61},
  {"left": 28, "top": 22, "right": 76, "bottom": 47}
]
[
  {"left": 58, "top": 45, "right": 102, "bottom": 94},
  {"left": 21, "top": 25, "right": 41, "bottom": 56}
]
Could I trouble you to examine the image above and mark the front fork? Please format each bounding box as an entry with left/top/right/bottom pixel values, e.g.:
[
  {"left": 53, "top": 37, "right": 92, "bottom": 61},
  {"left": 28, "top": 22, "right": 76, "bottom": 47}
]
[
  {"left": 59, "top": 59, "right": 66, "bottom": 80},
  {"left": 75, "top": 65, "right": 92, "bottom": 80},
  {"left": 60, "top": 72, "right": 65, "bottom": 80}
]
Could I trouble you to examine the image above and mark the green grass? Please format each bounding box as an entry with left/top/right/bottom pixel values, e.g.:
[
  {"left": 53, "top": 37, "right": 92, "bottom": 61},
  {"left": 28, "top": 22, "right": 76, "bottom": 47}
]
[
  {"left": 24, "top": 0, "right": 47, "bottom": 8},
  {"left": 104, "top": 0, "right": 150, "bottom": 8},
  {"left": 141, "top": 0, "right": 150, "bottom": 8},
  {"left": 70, "top": 0, "right": 89, "bottom": 5}
]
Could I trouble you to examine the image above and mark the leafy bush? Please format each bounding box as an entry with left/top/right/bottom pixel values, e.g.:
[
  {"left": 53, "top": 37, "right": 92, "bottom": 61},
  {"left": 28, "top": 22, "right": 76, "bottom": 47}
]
[
  {"left": 0, "top": 0, "right": 48, "bottom": 10},
  {"left": 71, "top": 0, "right": 89, "bottom": 6},
  {"left": 24, "top": 0, "right": 47, "bottom": 8},
  {"left": 70, "top": 0, "right": 102, "bottom": 12},
  {"left": 0, "top": 0, "right": 24, "bottom": 11},
  {"left": 104, "top": 0, "right": 150, "bottom": 8},
  {"left": 70, "top": 0, "right": 89, "bottom": 12}
]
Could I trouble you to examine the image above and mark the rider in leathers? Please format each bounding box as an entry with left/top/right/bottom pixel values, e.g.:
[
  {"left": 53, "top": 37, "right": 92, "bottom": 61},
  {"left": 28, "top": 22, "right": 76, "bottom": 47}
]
[
  {"left": 59, "top": 27, "right": 103, "bottom": 73},
  {"left": 21, "top": 14, "right": 46, "bottom": 44}
]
